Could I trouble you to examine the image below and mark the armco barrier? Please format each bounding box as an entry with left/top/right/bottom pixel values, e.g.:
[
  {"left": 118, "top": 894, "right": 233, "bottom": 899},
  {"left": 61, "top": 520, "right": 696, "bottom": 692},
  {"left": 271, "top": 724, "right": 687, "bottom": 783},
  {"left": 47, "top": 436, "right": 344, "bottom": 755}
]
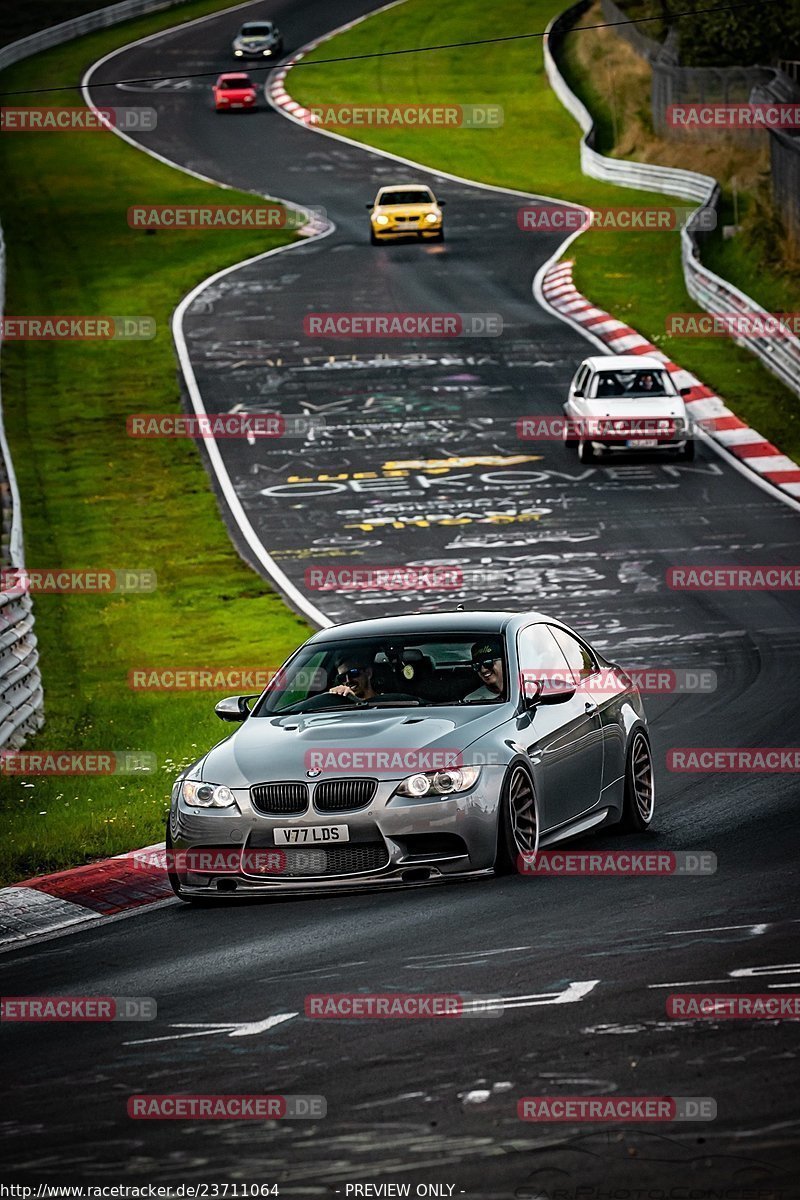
[
  {"left": 0, "top": 229, "right": 44, "bottom": 749},
  {"left": 0, "top": 0, "right": 204, "bottom": 748},
  {"left": 544, "top": 2, "right": 800, "bottom": 400},
  {"left": 0, "top": 0, "right": 194, "bottom": 73}
]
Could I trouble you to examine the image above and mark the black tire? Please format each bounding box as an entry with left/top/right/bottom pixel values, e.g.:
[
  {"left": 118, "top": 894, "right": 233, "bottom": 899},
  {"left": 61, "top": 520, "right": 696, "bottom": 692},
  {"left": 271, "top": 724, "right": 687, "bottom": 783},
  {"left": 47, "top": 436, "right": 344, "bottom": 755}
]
[
  {"left": 495, "top": 764, "right": 538, "bottom": 874},
  {"left": 578, "top": 439, "right": 595, "bottom": 463},
  {"left": 617, "top": 729, "right": 655, "bottom": 832},
  {"left": 370, "top": 229, "right": 379, "bottom": 245},
  {"left": 682, "top": 438, "right": 695, "bottom": 461},
  {"left": 434, "top": 229, "right": 444, "bottom": 242}
]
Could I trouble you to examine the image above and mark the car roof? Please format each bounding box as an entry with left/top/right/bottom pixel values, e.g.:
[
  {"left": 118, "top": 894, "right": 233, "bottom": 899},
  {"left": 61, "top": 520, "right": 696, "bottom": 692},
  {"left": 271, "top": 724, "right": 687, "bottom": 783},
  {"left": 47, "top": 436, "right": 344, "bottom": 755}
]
[
  {"left": 307, "top": 610, "right": 562, "bottom": 644},
  {"left": 217, "top": 73, "right": 252, "bottom": 82},
  {"left": 581, "top": 354, "right": 666, "bottom": 371},
  {"left": 240, "top": 20, "right": 272, "bottom": 27},
  {"left": 377, "top": 183, "right": 433, "bottom": 194}
]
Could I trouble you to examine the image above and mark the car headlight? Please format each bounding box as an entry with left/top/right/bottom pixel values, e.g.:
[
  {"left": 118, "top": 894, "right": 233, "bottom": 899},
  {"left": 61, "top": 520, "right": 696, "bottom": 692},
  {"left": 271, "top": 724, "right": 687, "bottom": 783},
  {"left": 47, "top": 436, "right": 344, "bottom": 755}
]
[
  {"left": 374, "top": 214, "right": 390, "bottom": 226},
  {"left": 181, "top": 779, "right": 235, "bottom": 808},
  {"left": 424, "top": 211, "right": 440, "bottom": 223},
  {"left": 234, "top": 49, "right": 243, "bottom": 55},
  {"left": 396, "top": 766, "right": 480, "bottom": 797},
  {"left": 263, "top": 48, "right": 272, "bottom": 55}
]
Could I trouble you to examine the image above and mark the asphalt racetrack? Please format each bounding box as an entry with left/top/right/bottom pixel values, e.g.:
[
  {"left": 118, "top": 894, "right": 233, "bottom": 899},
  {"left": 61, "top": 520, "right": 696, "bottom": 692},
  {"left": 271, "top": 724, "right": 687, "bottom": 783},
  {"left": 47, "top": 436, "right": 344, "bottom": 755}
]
[{"left": 2, "top": 0, "right": 799, "bottom": 1193}]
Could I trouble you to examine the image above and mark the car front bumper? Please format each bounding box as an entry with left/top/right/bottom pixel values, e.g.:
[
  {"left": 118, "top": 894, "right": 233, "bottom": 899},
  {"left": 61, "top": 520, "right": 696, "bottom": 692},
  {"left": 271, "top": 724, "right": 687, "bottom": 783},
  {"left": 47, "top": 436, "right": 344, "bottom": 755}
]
[
  {"left": 371, "top": 220, "right": 442, "bottom": 240},
  {"left": 169, "top": 766, "right": 505, "bottom": 895}
]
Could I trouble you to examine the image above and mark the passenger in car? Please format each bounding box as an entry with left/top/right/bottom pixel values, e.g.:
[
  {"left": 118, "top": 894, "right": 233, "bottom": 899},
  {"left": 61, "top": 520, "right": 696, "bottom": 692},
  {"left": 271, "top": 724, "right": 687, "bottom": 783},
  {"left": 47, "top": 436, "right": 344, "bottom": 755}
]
[{"left": 465, "top": 640, "right": 505, "bottom": 701}]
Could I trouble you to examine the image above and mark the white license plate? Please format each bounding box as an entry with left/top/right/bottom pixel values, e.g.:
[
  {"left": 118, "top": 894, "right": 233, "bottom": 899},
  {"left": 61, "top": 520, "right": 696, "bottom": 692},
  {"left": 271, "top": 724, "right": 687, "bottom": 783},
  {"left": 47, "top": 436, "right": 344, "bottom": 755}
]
[
  {"left": 627, "top": 438, "right": 659, "bottom": 448},
  {"left": 231, "top": 102, "right": 243, "bottom": 108},
  {"left": 274, "top": 825, "right": 349, "bottom": 845}
]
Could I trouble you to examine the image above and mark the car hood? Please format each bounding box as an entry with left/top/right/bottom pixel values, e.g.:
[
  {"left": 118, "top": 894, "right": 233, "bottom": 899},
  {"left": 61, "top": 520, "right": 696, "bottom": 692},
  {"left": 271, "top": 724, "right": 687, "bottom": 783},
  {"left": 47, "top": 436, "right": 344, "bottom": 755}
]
[
  {"left": 200, "top": 705, "right": 511, "bottom": 786},
  {"left": 582, "top": 397, "right": 686, "bottom": 418}
]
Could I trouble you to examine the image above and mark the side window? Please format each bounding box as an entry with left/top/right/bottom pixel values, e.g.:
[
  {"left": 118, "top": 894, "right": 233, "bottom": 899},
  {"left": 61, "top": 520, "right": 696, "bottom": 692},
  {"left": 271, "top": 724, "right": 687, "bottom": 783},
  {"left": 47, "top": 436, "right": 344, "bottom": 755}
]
[
  {"left": 517, "top": 624, "right": 571, "bottom": 695},
  {"left": 573, "top": 366, "right": 588, "bottom": 394},
  {"left": 549, "top": 627, "right": 597, "bottom": 683}
]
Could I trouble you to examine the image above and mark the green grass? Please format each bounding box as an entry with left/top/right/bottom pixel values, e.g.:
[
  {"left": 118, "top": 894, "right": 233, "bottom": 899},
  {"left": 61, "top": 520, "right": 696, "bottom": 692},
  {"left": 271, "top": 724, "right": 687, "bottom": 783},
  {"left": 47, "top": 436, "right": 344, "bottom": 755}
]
[
  {"left": 291, "top": 0, "right": 800, "bottom": 462},
  {"left": 0, "top": 0, "right": 313, "bottom": 884}
]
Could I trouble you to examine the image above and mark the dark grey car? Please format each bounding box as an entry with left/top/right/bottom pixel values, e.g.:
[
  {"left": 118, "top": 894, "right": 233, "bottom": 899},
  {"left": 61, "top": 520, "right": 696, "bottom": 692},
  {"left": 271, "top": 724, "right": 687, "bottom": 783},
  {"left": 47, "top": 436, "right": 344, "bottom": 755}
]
[{"left": 166, "top": 611, "right": 654, "bottom": 900}]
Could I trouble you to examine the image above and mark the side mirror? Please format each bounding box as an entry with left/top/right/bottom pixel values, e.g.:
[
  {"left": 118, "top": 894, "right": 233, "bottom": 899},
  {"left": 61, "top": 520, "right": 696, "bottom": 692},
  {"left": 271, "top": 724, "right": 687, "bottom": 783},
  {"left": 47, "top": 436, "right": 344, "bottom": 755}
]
[
  {"left": 214, "top": 694, "right": 256, "bottom": 722},
  {"left": 680, "top": 386, "right": 692, "bottom": 396},
  {"left": 572, "top": 388, "right": 584, "bottom": 398},
  {"left": 365, "top": 203, "right": 374, "bottom": 209},
  {"left": 522, "top": 676, "right": 577, "bottom": 708},
  {"left": 437, "top": 200, "right": 447, "bottom": 207}
]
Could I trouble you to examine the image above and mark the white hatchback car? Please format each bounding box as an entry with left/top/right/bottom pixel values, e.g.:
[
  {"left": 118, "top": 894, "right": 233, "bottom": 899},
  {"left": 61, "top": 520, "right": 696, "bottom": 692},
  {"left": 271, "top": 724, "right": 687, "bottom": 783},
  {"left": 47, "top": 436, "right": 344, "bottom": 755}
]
[{"left": 564, "top": 355, "right": 694, "bottom": 462}]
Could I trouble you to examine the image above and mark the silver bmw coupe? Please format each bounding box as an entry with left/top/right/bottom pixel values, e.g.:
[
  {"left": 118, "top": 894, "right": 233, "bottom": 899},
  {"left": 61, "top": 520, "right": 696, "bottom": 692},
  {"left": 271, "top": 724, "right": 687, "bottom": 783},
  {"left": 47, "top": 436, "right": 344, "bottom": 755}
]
[{"left": 166, "top": 611, "right": 654, "bottom": 901}]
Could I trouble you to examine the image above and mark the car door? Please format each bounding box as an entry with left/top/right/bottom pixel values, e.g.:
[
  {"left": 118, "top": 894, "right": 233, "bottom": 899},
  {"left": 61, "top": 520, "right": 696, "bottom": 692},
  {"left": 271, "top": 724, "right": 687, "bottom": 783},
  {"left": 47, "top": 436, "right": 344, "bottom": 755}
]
[{"left": 516, "top": 623, "right": 604, "bottom": 832}]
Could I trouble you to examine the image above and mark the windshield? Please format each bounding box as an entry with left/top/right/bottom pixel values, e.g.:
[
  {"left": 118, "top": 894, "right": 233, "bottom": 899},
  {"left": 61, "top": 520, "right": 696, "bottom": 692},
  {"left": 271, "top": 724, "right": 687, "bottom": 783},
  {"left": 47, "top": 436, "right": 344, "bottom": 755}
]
[
  {"left": 590, "top": 369, "right": 674, "bottom": 398},
  {"left": 254, "top": 634, "right": 508, "bottom": 715},
  {"left": 241, "top": 24, "right": 273, "bottom": 34},
  {"left": 220, "top": 77, "right": 252, "bottom": 88},
  {"left": 378, "top": 190, "right": 434, "bottom": 206}
]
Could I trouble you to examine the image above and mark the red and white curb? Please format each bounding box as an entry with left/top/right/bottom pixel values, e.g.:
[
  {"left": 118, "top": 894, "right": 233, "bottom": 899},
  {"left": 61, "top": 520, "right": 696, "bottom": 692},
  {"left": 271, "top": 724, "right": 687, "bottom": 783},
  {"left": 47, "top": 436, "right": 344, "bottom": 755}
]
[
  {"left": 0, "top": 843, "right": 172, "bottom": 947},
  {"left": 541, "top": 260, "right": 800, "bottom": 501}
]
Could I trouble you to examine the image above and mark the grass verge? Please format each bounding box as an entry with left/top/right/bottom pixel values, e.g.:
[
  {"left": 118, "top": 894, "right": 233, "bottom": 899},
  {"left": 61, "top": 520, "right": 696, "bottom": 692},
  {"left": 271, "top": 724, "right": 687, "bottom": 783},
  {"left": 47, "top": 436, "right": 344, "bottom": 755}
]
[
  {"left": 290, "top": 0, "right": 800, "bottom": 462},
  {"left": 0, "top": 0, "right": 312, "bottom": 884}
]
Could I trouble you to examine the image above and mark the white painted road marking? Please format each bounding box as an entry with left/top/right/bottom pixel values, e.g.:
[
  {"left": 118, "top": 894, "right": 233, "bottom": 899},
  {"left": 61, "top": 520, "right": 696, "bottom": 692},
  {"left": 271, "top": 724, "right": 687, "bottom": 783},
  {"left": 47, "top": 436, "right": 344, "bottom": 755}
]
[{"left": 125, "top": 1012, "right": 297, "bottom": 1045}]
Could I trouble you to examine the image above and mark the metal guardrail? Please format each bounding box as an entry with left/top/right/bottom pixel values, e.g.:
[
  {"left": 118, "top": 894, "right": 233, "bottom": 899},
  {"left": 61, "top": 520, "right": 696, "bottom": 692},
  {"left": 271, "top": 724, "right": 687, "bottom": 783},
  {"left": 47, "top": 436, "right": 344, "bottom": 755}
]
[
  {"left": 0, "top": 229, "right": 44, "bottom": 749},
  {"left": 0, "top": 0, "right": 192, "bottom": 72},
  {"left": 0, "top": 0, "right": 201, "bottom": 748},
  {"left": 544, "top": 2, "right": 800, "bottom": 400}
]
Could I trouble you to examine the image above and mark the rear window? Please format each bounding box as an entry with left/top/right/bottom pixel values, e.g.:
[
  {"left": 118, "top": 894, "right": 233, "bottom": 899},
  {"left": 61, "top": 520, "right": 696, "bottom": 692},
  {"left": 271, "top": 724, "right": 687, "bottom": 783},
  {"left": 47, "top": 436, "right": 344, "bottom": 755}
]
[
  {"left": 241, "top": 24, "right": 273, "bottom": 33},
  {"left": 220, "top": 77, "right": 252, "bottom": 89},
  {"left": 378, "top": 190, "right": 434, "bottom": 206}
]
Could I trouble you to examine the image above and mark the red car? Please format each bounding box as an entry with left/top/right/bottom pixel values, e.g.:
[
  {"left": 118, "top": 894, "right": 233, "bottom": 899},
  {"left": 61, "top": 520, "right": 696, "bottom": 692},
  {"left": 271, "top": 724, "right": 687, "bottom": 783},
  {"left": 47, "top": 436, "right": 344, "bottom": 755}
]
[{"left": 213, "top": 73, "right": 257, "bottom": 112}]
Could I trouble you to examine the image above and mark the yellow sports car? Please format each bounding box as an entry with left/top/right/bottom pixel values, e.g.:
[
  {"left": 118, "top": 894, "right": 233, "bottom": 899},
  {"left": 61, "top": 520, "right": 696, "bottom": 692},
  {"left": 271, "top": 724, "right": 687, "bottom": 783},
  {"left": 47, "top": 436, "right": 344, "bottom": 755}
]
[{"left": 366, "top": 184, "right": 446, "bottom": 245}]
